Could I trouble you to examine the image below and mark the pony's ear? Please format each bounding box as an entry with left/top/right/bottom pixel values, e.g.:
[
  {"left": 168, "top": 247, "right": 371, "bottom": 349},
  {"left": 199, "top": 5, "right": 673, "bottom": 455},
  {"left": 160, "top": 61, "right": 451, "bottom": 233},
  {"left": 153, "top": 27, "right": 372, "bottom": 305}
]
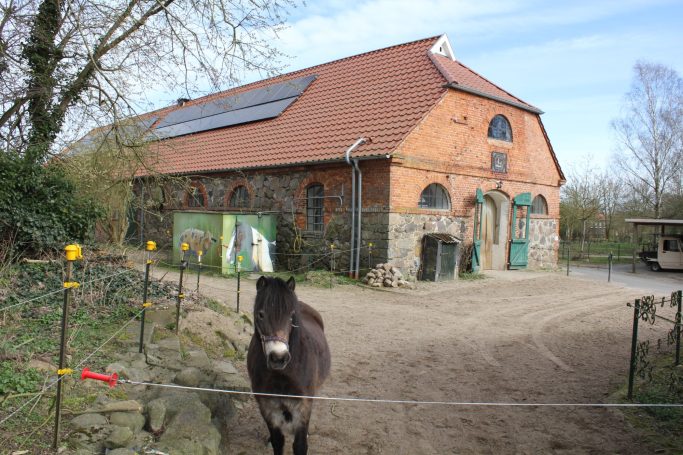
[
  {"left": 257, "top": 276, "right": 267, "bottom": 291},
  {"left": 287, "top": 276, "right": 296, "bottom": 291}
]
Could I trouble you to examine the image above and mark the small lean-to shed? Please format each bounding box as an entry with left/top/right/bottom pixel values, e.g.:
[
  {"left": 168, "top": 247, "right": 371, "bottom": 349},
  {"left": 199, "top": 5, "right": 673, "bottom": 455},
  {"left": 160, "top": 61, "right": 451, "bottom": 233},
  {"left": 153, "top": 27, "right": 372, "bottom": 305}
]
[
  {"left": 419, "top": 233, "right": 461, "bottom": 281},
  {"left": 173, "top": 211, "right": 276, "bottom": 274}
]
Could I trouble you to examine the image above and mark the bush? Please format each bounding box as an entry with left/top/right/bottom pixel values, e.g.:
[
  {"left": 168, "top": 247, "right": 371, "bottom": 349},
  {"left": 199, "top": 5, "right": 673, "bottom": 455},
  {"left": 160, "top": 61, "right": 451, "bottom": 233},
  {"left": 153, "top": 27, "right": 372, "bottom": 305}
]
[{"left": 0, "top": 152, "right": 103, "bottom": 255}]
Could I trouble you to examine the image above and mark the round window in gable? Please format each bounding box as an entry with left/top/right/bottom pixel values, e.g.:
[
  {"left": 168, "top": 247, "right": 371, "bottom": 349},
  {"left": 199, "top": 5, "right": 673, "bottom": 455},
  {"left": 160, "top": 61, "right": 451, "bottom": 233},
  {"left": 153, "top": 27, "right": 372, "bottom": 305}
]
[
  {"left": 418, "top": 183, "right": 451, "bottom": 210},
  {"left": 488, "top": 114, "right": 513, "bottom": 142}
]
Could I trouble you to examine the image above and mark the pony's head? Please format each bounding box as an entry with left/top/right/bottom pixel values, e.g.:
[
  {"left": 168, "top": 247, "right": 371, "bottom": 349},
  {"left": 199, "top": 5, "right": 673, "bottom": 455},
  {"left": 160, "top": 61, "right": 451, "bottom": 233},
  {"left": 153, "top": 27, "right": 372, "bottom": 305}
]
[{"left": 254, "top": 276, "right": 298, "bottom": 370}]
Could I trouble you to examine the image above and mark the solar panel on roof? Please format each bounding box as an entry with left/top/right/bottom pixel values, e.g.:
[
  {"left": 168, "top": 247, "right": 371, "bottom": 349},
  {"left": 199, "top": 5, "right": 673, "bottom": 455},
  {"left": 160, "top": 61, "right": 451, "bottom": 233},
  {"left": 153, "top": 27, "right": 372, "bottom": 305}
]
[
  {"left": 72, "top": 116, "right": 158, "bottom": 152},
  {"left": 153, "top": 74, "right": 316, "bottom": 139}
]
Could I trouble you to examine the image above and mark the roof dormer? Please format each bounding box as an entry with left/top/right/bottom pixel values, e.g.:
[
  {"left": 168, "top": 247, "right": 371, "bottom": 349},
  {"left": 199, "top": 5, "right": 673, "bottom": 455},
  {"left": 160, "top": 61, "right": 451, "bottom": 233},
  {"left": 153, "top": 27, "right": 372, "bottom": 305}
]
[{"left": 430, "top": 34, "right": 455, "bottom": 61}]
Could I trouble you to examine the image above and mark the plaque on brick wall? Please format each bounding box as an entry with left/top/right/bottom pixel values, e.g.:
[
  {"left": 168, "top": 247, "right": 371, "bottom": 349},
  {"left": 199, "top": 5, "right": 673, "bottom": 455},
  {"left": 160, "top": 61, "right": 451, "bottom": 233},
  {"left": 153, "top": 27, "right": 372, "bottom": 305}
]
[{"left": 491, "top": 152, "right": 507, "bottom": 173}]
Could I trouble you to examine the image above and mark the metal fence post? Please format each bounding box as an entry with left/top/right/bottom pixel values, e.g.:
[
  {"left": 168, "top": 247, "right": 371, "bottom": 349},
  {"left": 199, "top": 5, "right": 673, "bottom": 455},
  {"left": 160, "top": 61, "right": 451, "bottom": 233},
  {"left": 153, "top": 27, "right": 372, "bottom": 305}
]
[
  {"left": 139, "top": 241, "right": 156, "bottom": 353},
  {"left": 196, "top": 250, "right": 203, "bottom": 291},
  {"left": 566, "top": 245, "right": 570, "bottom": 276},
  {"left": 176, "top": 243, "right": 189, "bottom": 334},
  {"left": 587, "top": 242, "right": 591, "bottom": 261},
  {"left": 608, "top": 253, "right": 613, "bottom": 283},
  {"left": 368, "top": 242, "right": 374, "bottom": 272},
  {"left": 53, "top": 244, "right": 82, "bottom": 449},
  {"left": 236, "top": 255, "right": 243, "bottom": 313},
  {"left": 628, "top": 298, "right": 641, "bottom": 400},
  {"left": 329, "top": 244, "right": 335, "bottom": 289},
  {"left": 676, "top": 290, "right": 682, "bottom": 366}
]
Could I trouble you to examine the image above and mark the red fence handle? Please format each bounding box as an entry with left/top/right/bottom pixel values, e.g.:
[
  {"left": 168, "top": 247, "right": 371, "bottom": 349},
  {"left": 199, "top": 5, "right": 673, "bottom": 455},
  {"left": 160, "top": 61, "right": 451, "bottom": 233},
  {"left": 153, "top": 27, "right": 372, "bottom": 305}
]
[{"left": 81, "top": 367, "right": 119, "bottom": 388}]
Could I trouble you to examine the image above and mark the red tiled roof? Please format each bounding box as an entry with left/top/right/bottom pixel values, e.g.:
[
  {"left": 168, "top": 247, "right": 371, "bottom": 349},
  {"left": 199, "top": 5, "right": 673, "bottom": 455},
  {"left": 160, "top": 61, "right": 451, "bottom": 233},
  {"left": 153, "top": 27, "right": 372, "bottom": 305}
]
[
  {"left": 146, "top": 37, "right": 447, "bottom": 175},
  {"left": 429, "top": 53, "right": 541, "bottom": 113},
  {"left": 141, "top": 36, "right": 547, "bottom": 175}
]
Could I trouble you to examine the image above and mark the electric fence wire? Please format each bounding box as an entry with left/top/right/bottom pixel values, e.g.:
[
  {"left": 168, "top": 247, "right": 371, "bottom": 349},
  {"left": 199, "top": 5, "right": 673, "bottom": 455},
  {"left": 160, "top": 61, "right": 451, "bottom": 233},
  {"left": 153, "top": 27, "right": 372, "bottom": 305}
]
[
  {"left": 0, "top": 268, "right": 137, "bottom": 313},
  {"left": 0, "top": 308, "right": 145, "bottom": 429},
  {"left": 153, "top": 244, "right": 371, "bottom": 273},
  {"left": 0, "top": 288, "right": 64, "bottom": 313},
  {"left": 114, "top": 379, "right": 683, "bottom": 409}
]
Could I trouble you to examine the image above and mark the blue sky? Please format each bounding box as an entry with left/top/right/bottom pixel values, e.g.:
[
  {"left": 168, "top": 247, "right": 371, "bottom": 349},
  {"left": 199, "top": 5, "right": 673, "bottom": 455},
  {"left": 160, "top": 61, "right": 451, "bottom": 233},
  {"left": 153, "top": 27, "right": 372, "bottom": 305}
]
[{"left": 260, "top": 0, "right": 683, "bottom": 173}]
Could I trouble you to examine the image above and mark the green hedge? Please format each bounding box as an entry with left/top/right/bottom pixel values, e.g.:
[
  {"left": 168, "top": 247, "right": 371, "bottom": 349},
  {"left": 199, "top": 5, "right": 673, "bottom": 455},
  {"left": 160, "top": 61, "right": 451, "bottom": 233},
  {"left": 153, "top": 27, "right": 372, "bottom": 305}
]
[{"left": 0, "top": 152, "right": 103, "bottom": 254}]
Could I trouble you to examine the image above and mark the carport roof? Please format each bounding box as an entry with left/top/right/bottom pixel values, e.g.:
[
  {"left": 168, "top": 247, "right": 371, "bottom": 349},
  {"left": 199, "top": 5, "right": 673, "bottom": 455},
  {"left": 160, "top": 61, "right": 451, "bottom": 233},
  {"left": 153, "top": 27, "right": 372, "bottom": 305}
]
[{"left": 625, "top": 218, "right": 683, "bottom": 226}]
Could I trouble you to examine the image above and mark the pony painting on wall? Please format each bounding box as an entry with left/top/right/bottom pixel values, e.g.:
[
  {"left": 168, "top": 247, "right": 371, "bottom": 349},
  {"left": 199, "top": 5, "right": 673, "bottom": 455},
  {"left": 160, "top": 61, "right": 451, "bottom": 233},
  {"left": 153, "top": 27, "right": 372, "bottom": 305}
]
[
  {"left": 225, "top": 220, "right": 276, "bottom": 272},
  {"left": 173, "top": 212, "right": 277, "bottom": 274}
]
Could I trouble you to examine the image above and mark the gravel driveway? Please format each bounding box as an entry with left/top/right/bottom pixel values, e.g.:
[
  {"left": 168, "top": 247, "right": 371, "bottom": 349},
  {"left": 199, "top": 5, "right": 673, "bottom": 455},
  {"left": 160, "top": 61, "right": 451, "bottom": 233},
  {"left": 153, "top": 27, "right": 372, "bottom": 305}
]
[{"left": 154, "top": 266, "right": 675, "bottom": 454}]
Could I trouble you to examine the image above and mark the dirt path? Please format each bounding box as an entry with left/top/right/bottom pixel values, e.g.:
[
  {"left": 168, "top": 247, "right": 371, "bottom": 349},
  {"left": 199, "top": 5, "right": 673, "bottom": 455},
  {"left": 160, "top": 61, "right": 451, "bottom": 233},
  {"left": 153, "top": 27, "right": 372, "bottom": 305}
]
[{"left": 150, "top": 266, "right": 668, "bottom": 454}]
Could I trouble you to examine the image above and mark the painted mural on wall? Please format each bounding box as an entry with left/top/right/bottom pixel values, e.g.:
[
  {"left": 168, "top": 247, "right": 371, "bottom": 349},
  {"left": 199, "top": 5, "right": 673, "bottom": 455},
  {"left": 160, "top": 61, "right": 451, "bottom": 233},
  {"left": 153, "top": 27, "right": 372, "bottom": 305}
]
[
  {"left": 225, "top": 220, "right": 276, "bottom": 273},
  {"left": 172, "top": 212, "right": 277, "bottom": 274},
  {"left": 179, "top": 228, "right": 218, "bottom": 258}
]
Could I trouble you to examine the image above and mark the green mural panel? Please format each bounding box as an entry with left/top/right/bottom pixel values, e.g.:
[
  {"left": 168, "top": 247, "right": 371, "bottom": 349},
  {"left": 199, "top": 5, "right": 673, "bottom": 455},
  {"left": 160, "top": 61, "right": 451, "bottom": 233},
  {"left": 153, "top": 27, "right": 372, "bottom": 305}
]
[{"left": 173, "top": 211, "right": 277, "bottom": 274}]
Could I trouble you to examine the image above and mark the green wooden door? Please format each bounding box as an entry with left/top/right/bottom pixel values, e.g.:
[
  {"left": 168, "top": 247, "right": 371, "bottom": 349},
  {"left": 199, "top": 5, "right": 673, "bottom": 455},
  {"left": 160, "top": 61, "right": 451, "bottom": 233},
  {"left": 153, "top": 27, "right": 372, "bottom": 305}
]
[
  {"left": 472, "top": 188, "right": 484, "bottom": 271},
  {"left": 509, "top": 192, "right": 531, "bottom": 269}
]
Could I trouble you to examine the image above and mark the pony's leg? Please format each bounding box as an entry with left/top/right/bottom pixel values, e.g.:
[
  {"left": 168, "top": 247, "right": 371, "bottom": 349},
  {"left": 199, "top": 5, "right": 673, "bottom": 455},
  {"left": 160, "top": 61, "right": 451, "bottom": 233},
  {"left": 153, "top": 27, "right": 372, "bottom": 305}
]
[
  {"left": 292, "top": 426, "right": 308, "bottom": 455},
  {"left": 267, "top": 424, "right": 285, "bottom": 455}
]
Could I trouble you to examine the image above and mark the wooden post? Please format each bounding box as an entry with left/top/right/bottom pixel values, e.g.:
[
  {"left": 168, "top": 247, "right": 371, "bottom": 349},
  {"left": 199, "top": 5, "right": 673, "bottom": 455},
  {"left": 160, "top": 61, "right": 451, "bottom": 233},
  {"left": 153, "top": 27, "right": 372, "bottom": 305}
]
[{"left": 632, "top": 224, "right": 638, "bottom": 274}]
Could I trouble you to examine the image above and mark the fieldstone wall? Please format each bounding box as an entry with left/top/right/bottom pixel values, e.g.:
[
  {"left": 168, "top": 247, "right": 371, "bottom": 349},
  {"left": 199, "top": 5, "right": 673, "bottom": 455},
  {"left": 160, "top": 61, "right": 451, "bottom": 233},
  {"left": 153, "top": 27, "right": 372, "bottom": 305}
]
[
  {"left": 386, "top": 213, "right": 469, "bottom": 277},
  {"left": 136, "top": 172, "right": 393, "bottom": 273},
  {"left": 528, "top": 218, "right": 559, "bottom": 269}
]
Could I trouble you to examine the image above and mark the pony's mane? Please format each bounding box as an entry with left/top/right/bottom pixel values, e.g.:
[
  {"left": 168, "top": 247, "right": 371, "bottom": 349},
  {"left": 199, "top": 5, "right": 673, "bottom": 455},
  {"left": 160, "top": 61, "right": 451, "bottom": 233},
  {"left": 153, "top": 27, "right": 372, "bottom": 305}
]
[{"left": 255, "top": 277, "right": 298, "bottom": 320}]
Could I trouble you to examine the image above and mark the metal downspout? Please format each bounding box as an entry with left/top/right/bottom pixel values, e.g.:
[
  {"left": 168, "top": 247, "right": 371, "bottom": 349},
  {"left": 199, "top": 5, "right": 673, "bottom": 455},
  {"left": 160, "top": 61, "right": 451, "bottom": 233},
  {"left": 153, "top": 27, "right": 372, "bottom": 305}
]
[
  {"left": 353, "top": 159, "right": 362, "bottom": 279},
  {"left": 345, "top": 138, "right": 367, "bottom": 278}
]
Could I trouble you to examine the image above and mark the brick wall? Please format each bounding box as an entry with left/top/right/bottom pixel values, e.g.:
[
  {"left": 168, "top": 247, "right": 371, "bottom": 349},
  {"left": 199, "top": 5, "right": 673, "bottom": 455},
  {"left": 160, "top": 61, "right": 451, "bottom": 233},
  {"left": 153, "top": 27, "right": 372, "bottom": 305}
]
[{"left": 386, "top": 89, "right": 562, "bottom": 271}]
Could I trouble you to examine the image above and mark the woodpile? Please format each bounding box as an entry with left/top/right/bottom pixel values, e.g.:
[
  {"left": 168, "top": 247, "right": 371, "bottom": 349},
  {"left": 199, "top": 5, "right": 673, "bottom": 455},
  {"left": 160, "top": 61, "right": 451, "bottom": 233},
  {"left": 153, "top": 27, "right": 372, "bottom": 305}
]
[{"left": 362, "top": 263, "right": 414, "bottom": 288}]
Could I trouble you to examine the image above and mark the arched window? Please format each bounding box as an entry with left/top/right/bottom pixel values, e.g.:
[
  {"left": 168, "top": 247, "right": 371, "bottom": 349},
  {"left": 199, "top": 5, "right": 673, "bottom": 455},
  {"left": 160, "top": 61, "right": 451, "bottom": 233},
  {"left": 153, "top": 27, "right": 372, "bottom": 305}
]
[
  {"left": 228, "top": 185, "right": 250, "bottom": 208},
  {"left": 418, "top": 183, "right": 451, "bottom": 210},
  {"left": 306, "top": 184, "right": 324, "bottom": 231},
  {"left": 185, "top": 182, "right": 207, "bottom": 208},
  {"left": 488, "top": 114, "right": 512, "bottom": 142},
  {"left": 531, "top": 195, "right": 548, "bottom": 215}
]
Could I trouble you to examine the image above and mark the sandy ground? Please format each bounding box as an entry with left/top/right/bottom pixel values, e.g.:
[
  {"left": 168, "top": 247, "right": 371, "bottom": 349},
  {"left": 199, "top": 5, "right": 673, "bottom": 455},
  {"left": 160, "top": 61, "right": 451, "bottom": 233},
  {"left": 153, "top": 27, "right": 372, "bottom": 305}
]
[{"left": 150, "top": 265, "right": 679, "bottom": 454}]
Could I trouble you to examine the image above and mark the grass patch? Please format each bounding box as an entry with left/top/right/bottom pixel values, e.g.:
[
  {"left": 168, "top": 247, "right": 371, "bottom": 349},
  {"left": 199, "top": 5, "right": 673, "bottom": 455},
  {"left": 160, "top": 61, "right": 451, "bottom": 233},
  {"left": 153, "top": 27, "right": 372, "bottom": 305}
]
[
  {"left": 613, "top": 352, "right": 683, "bottom": 452},
  {"left": 458, "top": 272, "right": 486, "bottom": 280},
  {"left": 0, "top": 255, "right": 177, "bottom": 452},
  {"left": 304, "top": 270, "right": 356, "bottom": 288},
  {"left": 205, "top": 298, "right": 233, "bottom": 317}
]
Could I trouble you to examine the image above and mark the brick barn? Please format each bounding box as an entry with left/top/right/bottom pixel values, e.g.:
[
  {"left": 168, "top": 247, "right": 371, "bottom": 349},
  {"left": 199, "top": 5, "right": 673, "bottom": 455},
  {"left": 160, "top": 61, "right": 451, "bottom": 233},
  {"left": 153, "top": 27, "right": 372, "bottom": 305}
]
[{"left": 132, "top": 34, "right": 565, "bottom": 278}]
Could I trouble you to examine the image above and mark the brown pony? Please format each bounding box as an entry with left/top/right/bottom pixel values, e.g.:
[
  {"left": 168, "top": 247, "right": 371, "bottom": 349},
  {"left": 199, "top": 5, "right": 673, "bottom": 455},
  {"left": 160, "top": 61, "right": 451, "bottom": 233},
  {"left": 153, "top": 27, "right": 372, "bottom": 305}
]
[{"left": 247, "top": 276, "right": 331, "bottom": 455}]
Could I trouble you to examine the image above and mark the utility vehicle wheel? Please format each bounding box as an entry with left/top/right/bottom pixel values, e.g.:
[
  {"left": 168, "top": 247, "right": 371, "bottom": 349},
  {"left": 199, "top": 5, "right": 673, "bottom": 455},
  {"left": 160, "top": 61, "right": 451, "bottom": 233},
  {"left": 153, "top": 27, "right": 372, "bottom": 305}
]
[{"left": 650, "top": 262, "right": 661, "bottom": 272}]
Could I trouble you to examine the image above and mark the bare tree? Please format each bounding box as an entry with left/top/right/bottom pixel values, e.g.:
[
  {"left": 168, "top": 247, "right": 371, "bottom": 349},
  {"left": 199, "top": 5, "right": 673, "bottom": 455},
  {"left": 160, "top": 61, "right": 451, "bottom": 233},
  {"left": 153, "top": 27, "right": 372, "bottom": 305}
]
[
  {"left": 0, "top": 0, "right": 296, "bottom": 163},
  {"left": 611, "top": 61, "right": 683, "bottom": 218},
  {"left": 597, "top": 171, "right": 624, "bottom": 240},
  {"left": 560, "top": 157, "right": 600, "bottom": 250}
]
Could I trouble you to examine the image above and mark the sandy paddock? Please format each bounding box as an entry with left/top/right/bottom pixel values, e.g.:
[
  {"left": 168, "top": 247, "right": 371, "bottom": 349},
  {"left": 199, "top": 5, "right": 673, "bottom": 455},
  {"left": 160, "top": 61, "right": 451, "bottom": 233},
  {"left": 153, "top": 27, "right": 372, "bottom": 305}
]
[{"left": 163, "top": 268, "right": 668, "bottom": 454}]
